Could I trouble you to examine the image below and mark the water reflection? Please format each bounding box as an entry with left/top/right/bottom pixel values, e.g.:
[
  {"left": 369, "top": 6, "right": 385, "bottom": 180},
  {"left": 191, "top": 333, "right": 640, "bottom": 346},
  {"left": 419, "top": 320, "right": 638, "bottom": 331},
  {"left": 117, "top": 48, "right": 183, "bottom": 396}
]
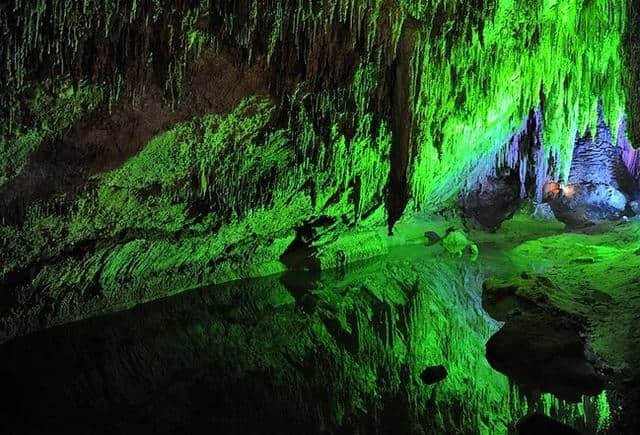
[{"left": 0, "top": 247, "right": 610, "bottom": 434}]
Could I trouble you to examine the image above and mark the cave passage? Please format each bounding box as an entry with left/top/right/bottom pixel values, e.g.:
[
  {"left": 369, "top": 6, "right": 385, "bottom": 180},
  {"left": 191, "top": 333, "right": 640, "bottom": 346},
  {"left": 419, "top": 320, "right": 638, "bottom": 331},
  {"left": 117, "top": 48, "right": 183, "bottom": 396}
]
[{"left": 3, "top": 0, "right": 640, "bottom": 434}]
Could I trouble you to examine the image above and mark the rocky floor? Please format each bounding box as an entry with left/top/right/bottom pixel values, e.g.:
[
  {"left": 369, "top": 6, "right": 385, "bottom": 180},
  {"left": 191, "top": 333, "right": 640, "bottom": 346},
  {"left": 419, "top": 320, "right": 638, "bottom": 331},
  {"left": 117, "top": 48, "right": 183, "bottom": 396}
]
[{"left": 478, "top": 213, "right": 640, "bottom": 433}]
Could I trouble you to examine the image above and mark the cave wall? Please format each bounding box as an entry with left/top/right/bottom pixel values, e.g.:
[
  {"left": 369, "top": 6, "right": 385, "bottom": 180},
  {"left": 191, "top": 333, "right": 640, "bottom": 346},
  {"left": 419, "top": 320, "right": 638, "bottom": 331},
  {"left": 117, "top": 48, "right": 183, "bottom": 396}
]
[
  {"left": 625, "top": 0, "right": 640, "bottom": 147},
  {"left": 0, "top": 0, "right": 635, "bottom": 340},
  {"left": 570, "top": 111, "right": 633, "bottom": 191},
  {"left": 1, "top": 1, "right": 631, "bottom": 212}
]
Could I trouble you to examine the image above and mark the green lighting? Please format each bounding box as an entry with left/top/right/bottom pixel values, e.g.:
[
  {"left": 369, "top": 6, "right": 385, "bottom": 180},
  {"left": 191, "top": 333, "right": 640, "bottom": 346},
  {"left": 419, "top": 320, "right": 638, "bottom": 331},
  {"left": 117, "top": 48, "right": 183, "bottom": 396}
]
[
  {"left": 0, "top": 2, "right": 635, "bottom": 431},
  {"left": 409, "top": 0, "right": 626, "bottom": 209}
]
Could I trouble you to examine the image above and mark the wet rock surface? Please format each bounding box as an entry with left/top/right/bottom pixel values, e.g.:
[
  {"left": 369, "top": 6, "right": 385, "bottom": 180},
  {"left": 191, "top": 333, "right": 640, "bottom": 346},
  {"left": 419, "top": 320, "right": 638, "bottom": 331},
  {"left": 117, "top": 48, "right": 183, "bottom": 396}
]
[
  {"left": 490, "top": 217, "right": 640, "bottom": 433},
  {"left": 483, "top": 273, "right": 606, "bottom": 402},
  {"left": 461, "top": 170, "right": 524, "bottom": 231},
  {"left": 547, "top": 183, "right": 629, "bottom": 228}
]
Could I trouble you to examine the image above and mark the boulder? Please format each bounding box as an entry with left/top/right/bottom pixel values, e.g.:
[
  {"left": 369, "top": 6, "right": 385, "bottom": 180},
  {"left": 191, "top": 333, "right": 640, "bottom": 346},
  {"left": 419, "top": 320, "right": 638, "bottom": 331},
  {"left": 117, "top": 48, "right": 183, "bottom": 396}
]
[
  {"left": 461, "top": 170, "right": 524, "bottom": 231},
  {"left": 547, "top": 182, "right": 628, "bottom": 228}
]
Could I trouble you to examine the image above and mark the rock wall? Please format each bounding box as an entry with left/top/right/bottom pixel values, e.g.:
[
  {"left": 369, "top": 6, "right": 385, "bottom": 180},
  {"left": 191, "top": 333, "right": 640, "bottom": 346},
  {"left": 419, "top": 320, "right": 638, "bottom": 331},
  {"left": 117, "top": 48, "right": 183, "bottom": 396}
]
[
  {"left": 0, "top": 0, "right": 634, "bottom": 340},
  {"left": 548, "top": 109, "right": 638, "bottom": 228},
  {"left": 569, "top": 110, "right": 635, "bottom": 193}
]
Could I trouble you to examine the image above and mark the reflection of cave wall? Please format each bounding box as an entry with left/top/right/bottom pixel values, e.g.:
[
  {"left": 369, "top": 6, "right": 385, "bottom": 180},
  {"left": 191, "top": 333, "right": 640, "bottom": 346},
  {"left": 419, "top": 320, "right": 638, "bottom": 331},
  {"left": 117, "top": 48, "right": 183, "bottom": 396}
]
[{"left": 0, "top": 254, "right": 606, "bottom": 434}]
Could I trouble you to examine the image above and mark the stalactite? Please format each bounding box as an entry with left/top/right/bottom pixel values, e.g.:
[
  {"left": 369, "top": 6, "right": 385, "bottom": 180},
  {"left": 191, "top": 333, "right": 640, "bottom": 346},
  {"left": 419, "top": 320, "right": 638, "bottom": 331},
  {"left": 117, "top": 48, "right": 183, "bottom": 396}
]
[
  {"left": 624, "top": 0, "right": 640, "bottom": 147},
  {"left": 462, "top": 108, "right": 550, "bottom": 204},
  {"left": 0, "top": 0, "right": 631, "bottom": 218},
  {"left": 1, "top": 0, "right": 213, "bottom": 129},
  {"left": 409, "top": 0, "right": 626, "bottom": 210}
]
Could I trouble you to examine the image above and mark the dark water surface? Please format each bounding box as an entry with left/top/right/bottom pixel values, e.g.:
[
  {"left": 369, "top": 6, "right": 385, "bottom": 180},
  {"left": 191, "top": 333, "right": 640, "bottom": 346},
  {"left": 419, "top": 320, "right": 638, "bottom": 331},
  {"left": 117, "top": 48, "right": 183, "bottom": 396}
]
[{"left": 0, "top": 244, "right": 613, "bottom": 434}]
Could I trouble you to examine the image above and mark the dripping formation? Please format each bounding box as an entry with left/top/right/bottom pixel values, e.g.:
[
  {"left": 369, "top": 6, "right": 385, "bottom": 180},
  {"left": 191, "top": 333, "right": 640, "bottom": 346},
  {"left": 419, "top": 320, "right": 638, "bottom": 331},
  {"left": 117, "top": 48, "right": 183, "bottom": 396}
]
[{"left": 2, "top": 1, "right": 640, "bottom": 434}]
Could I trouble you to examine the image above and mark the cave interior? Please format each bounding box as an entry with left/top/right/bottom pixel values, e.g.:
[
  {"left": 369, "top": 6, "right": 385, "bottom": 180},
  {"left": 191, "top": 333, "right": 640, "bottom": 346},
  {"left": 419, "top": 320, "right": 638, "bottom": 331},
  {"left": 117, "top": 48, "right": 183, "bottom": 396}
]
[{"left": 2, "top": 1, "right": 640, "bottom": 434}]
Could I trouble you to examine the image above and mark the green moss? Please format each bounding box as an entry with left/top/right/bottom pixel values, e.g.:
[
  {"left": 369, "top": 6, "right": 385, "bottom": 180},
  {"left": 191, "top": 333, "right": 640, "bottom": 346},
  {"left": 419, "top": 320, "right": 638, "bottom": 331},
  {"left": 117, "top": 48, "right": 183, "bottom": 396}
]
[
  {"left": 2, "top": 0, "right": 630, "bottom": 215},
  {"left": 103, "top": 97, "right": 292, "bottom": 217}
]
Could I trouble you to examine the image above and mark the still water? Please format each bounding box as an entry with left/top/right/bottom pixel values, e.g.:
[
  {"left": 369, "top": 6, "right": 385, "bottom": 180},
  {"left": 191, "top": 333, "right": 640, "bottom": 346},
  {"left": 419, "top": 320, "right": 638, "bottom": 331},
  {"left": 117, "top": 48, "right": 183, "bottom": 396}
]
[{"left": 0, "top": 244, "right": 611, "bottom": 434}]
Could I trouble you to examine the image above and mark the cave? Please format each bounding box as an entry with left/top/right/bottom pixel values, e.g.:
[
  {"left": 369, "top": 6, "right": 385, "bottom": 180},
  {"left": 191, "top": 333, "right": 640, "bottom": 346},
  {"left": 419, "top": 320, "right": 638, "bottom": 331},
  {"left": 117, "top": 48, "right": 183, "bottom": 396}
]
[{"left": 2, "top": 1, "right": 640, "bottom": 434}]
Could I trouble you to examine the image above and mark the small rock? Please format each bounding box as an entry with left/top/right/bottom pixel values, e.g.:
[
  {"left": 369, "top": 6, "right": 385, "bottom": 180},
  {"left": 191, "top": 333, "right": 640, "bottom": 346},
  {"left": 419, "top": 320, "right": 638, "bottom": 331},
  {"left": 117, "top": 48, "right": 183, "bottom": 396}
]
[
  {"left": 442, "top": 229, "right": 478, "bottom": 261},
  {"left": 420, "top": 365, "right": 448, "bottom": 385},
  {"left": 572, "top": 257, "right": 595, "bottom": 264}
]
